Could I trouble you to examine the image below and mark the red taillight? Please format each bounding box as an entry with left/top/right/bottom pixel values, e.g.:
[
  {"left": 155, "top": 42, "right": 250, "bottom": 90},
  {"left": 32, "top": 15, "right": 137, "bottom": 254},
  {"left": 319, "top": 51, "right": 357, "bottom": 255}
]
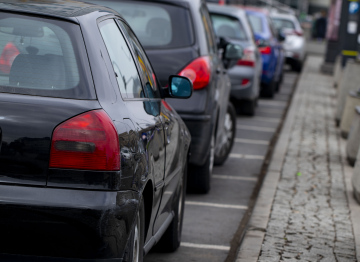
[
  {"left": 237, "top": 47, "right": 256, "bottom": 67},
  {"left": 178, "top": 56, "right": 211, "bottom": 90},
  {"left": 237, "top": 60, "right": 255, "bottom": 67},
  {"left": 259, "top": 46, "right": 271, "bottom": 55},
  {"left": 294, "top": 30, "right": 303, "bottom": 36},
  {"left": 219, "top": 0, "right": 225, "bottom": 5},
  {"left": 0, "top": 42, "right": 19, "bottom": 74},
  {"left": 49, "top": 110, "right": 120, "bottom": 171},
  {"left": 241, "top": 79, "right": 250, "bottom": 86}
]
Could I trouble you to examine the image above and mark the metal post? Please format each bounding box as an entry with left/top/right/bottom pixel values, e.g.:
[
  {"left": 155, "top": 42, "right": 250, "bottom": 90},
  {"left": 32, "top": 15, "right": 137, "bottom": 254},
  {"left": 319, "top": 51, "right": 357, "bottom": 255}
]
[{"left": 321, "top": 0, "right": 348, "bottom": 74}]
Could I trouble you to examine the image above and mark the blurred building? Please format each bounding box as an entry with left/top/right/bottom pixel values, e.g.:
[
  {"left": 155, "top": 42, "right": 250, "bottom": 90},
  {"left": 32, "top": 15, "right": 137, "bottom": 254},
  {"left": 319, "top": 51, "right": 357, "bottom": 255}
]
[
  {"left": 308, "top": 0, "right": 331, "bottom": 14},
  {"left": 228, "top": 0, "right": 330, "bottom": 14}
]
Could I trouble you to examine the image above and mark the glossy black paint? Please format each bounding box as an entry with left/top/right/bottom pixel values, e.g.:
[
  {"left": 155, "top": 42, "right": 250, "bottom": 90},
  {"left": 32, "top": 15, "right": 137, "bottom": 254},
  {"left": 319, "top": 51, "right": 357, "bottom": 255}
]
[
  {"left": 85, "top": 0, "right": 232, "bottom": 167},
  {"left": 0, "top": 1, "right": 191, "bottom": 260},
  {"left": 0, "top": 93, "right": 101, "bottom": 186},
  {"left": 0, "top": 185, "right": 138, "bottom": 260}
]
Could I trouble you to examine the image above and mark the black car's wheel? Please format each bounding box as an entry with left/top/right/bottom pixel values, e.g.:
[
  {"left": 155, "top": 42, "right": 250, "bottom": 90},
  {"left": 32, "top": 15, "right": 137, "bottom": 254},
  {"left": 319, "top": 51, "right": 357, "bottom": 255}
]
[
  {"left": 261, "top": 80, "right": 275, "bottom": 98},
  {"left": 156, "top": 160, "right": 187, "bottom": 252},
  {"left": 214, "top": 103, "right": 236, "bottom": 165},
  {"left": 187, "top": 133, "right": 215, "bottom": 194},
  {"left": 123, "top": 199, "right": 144, "bottom": 262}
]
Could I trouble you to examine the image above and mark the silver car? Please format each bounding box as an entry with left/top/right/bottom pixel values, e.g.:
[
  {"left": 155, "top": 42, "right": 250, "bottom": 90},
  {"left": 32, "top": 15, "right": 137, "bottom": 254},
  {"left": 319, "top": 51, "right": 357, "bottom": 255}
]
[
  {"left": 208, "top": 4, "right": 263, "bottom": 116},
  {"left": 271, "top": 12, "right": 306, "bottom": 72}
]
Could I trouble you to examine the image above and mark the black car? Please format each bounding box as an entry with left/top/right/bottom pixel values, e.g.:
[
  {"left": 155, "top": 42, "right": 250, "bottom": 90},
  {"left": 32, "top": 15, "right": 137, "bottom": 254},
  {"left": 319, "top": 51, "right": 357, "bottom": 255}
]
[
  {"left": 0, "top": 0, "right": 193, "bottom": 261},
  {"left": 85, "top": 0, "right": 242, "bottom": 194}
]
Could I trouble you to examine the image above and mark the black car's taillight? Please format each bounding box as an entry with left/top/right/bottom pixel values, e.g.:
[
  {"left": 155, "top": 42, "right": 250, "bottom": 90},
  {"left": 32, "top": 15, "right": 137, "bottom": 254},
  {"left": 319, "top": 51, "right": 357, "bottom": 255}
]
[{"left": 49, "top": 110, "right": 120, "bottom": 171}]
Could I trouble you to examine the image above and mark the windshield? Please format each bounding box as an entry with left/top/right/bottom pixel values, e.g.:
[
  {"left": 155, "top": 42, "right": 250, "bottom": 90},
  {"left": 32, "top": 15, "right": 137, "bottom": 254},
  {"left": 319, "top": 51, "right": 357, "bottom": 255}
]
[
  {"left": 272, "top": 18, "right": 296, "bottom": 30},
  {"left": 210, "top": 14, "right": 248, "bottom": 41},
  {"left": 86, "top": 0, "right": 194, "bottom": 49}
]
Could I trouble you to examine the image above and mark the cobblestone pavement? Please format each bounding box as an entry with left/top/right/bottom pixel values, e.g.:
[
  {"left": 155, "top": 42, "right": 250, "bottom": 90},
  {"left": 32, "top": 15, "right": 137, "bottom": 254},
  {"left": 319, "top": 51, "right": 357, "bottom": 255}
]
[{"left": 258, "top": 57, "right": 357, "bottom": 262}]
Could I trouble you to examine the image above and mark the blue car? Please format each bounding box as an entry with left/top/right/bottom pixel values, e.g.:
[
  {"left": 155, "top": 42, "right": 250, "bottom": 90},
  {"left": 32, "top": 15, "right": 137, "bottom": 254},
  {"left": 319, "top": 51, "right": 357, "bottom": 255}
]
[{"left": 245, "top": 8, "right": 285, "bottom": 98}]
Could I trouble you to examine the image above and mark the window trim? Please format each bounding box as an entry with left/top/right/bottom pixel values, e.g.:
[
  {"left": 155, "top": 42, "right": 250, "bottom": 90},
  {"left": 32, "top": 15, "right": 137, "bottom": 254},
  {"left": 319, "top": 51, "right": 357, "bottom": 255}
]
[
  {"left": 115, "top": 18, "right": 162, "bottom": 100},
  {"left": 97, "top": 16, "right": 150, "bottom": 101}
]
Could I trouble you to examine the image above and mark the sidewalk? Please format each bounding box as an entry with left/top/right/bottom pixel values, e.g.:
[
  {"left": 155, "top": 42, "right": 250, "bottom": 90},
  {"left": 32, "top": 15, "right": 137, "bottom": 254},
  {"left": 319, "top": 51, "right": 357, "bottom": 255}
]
[{"left": 237, "top": 56, "right": 360, "bottom": 262}]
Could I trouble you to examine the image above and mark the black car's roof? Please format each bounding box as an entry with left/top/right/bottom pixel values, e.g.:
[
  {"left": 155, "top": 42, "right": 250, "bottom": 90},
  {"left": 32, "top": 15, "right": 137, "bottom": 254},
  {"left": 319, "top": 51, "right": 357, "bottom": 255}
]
[{"left": 0, "top": 0, "right": 116, "bottom": 21}]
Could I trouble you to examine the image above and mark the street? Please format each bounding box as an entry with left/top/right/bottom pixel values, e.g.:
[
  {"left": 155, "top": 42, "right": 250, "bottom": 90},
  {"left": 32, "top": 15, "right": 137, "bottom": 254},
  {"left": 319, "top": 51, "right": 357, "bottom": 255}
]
[{"left": 145, "top": 69, "right": 298, "bottom": 262}]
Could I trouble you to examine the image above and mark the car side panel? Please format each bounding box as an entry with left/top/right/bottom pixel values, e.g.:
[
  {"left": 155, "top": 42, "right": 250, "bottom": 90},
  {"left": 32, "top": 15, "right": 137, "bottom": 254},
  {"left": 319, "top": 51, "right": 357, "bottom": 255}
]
[
  {"left": 0, "top": 94, "right": 101, "bottom": 186},
  {"left": 153, "top": 100, "right": 190, "bottom": 233}
]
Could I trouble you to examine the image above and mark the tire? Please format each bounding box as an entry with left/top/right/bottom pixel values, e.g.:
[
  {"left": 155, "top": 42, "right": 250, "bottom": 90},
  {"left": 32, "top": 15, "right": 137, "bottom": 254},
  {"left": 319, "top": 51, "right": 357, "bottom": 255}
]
[
  {"left": 291, "top": 61, "right": 302, "bottom": 72},
  {"left": 156, "top": 160, "right": 187, "bottom": 252},
  {"left": 279, "top": 70, "right": 284, "bottom": 84},
  {"left": 261, "top": 80, "right": 275, "bottom": 98},
  {"left": 241, "top": 99, "right": 256, "bottom": 116},
  {"left": 214, "top": 103, "right": 236, "bottom": 165},
  {"left": 123, "top": 199, "right": 144, "bottom": 262},
  {"left": 275, "top": 73, "right": 283, "bottom": 92},
  {"left": 187, "top": 133, "right": 215, "bottom": 194}
]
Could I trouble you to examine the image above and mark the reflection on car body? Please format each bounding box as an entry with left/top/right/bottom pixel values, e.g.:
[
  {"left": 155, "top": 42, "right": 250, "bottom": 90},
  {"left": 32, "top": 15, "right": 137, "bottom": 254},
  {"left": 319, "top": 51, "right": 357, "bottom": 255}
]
[{"left": 85, "top": 0, "right": 240, "bottom": 194}]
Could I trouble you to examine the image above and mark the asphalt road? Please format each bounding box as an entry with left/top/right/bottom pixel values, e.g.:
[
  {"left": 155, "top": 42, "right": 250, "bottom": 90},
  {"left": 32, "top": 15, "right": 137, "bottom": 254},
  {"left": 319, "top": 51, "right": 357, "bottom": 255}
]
[{"left": 145, "top": 69, "right": 298, "bottom": 262}]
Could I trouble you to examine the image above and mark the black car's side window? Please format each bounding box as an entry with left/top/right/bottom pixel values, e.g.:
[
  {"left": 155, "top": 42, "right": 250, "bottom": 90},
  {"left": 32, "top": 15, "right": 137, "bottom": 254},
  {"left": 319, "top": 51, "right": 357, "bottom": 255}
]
[
  {"left": 116, "top": 20, "right": 161, "bottom": 99},
  {"left": 99, "top": 19, "right": 143, "bottom": 99}
]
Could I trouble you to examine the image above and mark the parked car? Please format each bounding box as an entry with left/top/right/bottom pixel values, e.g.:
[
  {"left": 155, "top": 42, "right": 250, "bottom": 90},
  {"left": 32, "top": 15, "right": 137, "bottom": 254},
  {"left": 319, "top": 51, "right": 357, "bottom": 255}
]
[
  {"left": 0, "top": 1, "right": 193, "bottom": 261},
  {"left": 208, "top": 4, "right": 263, "bottom": 116},
  {"left": 244, "top": 7, "right": 285, "bottom": 97},
  {"left": 206, "top": 0, "right": 228, "bottom": 4},
  {"left": 271, "top": 12, "right": 306, "bottom": 72},
  {"left": 85, "top": 0, "right": 242, "bottom": 193}
]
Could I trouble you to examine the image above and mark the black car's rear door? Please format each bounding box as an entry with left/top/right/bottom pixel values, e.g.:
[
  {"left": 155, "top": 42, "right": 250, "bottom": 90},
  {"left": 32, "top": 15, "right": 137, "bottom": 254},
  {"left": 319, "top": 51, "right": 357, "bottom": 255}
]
[
  {"left": 116, "top": 20, "right": 180, "bottom": 234},
  {"left": 99, "top": 18, "right": 166, "bottom": 187},
  {"left": 99, "top": 18, "right": 169, "bottom": 239}
]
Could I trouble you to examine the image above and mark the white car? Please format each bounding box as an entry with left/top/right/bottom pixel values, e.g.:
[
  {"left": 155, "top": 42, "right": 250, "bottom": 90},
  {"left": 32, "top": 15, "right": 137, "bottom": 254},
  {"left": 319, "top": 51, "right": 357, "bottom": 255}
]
[{"left": 271, "top": 13, "right": 306, "bottom": 72}]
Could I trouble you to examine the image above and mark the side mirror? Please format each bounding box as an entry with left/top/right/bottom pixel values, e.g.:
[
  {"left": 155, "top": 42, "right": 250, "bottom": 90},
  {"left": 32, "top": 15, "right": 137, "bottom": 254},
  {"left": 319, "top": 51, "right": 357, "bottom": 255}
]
[
  {"left": 224, "top": 44, "right": 243, "bottom": 60},
  {"left": 222, "top": 43, "right": 243, "bottom": 69},
  {"left": 167, "top": 76, "right": 193, "bottom": 99}
]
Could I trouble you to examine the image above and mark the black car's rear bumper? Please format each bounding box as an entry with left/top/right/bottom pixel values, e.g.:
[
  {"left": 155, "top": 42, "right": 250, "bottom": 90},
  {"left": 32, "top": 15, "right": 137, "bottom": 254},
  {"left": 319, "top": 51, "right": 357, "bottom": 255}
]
[{"left": 0, "top": 184, "right": 140, "bottom": 261}]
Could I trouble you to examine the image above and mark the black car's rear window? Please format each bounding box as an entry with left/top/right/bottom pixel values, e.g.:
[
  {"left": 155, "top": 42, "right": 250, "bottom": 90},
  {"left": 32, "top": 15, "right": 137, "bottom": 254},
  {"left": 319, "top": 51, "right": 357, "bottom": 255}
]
[
  {"left": 86, "top": 0, "right": 194, "bottom": 49},
  {"left": 0, "top": 12, "right": 95, "bottom": 99},
  {"left": 210, "top": 14, "right": 248, "bottom": 41}
]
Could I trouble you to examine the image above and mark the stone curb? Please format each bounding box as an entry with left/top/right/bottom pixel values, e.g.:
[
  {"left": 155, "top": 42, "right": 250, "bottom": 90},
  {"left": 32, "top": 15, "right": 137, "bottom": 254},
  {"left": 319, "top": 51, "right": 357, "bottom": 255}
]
[
  {"left": 340, "top": 136, "right": 360, "bottom": 261},
  {"left": 235, "top": 57, "right": 309, "bottom": 262}
]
